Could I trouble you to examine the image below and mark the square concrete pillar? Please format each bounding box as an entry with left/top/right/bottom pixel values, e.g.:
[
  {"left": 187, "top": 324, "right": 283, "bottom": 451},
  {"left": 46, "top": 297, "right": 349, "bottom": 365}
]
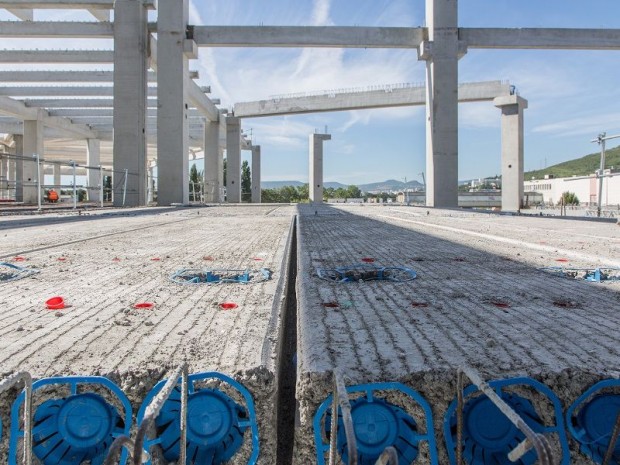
[
  {"left": 420, "top": 0, "right": 459, "bottom": 208},
  {"left": 0, "top": 154, "right": 8, "bottom": 199},
  {"left": 113, "top": 0, "right": 149, "bottom": 206},
  {"left": 309, "top": 133, "right": 331, "bottom": 203},
  {"left": 8, "top": 147, "right": 16, "bottom": 200},
  {"left": 87, "top": 139, "right": 101, "bottom": 202},
  {"left": 226, "top": 116, "right": 241, "bottom": 203},
  {"left": 53, "top": 163, "right": 61, "bottom": 188},
  {"left": 251, "top": 145, "right": 261, "bottom": 203},
  {"left": 495, "top": 95, "right": 528, "bottom": 213},
  {"left": 204, "top": 118, "right": 220, "bottom": 203},
  {"left": 157, "top": 0, "right": 190, "bottom": 206},
  {"left": 20, "top": 121, "right": 44, "bottom": 204}
]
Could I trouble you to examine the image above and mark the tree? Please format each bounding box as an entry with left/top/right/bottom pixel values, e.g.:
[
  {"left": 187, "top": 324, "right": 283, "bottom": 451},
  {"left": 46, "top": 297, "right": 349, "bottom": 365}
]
[
  {"left": 189, "top": 164, "right": 200, "bottom": 201},
  {"left": 241, "top": 160, "right": 251, "bottom": 202},
  {"left": 560, "top": 191, "right": 580, "bottom": 206},
  {"left": 345, "top": 185, "right": 362, "bottom": 199},
  {"left": 223, "top": 158, "right": 227, "bottom": 187}
]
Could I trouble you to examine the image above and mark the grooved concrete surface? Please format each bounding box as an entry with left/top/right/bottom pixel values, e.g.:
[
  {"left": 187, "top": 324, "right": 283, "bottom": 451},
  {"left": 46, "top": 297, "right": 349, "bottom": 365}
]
[
  {"left": 0, "top": 205, "right": 295, "bottom": 464},
  {"left": 294, "top": 204, "right": 620, "bottom": 464}
]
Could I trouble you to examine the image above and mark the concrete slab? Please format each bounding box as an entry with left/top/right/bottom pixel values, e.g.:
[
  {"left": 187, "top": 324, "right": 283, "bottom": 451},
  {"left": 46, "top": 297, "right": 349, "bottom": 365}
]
[
  {"left": 294, "top": 204, "right": 620, "bottom": 464},
  {"left": 0, "top": 205, "right": 295, "bottom": 464}
]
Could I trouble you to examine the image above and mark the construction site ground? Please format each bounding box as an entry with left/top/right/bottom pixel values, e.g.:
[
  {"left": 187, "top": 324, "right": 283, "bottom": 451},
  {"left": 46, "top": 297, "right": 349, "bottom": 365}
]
[{"left": 0, "top": 203, "right": 619, "bottom": 464}]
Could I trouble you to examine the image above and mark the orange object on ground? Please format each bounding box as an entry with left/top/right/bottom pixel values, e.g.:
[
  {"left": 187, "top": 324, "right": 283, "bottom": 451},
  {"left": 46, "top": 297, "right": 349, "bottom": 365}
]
[{"left": 47, "top": 189, "right": 59, "bottom": 203}]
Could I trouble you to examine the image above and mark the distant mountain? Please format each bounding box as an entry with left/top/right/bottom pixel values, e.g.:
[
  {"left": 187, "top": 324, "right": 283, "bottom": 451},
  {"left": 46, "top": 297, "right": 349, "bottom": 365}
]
[
  {"left": 261, "top": 180, "right": 305, "bottom": 189},
  {"left": 525, "top": 144, "right": 620, "bottom": 179},
  {"left": 261, "top": 179, "right": 424, "bottom": 192},
  {"left": 359, "top": 179, "right": 423, "bottom": 192}
]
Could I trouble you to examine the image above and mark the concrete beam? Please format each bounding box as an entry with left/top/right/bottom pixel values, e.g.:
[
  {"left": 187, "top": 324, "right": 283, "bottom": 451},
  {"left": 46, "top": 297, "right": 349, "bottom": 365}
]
[
  {"left": 7, "top": 9, "right": 33, "bottom": 20},
  {"left": 88, "top": 8, "right": 109, "bottom": 21},
  {"left": 0, "top": 21, "right": 113, "bottom": 38},
  {"left": 191, "top": 26, "right": 425, "bottom": 48},
  {"left": 0, "top": 86, "right": 157, "bottom": 97},
  {"left": 0, "top": 96, "right": 97, "bottom": 138},
  {"left": 0, "top": 50, "right": 114, "bottom": 63},
  {"left": 22, "top": 98, "right": 159, "bottom": 108},
  {"left": 187, "top": 78, "right": 219, "bottom": 121},
  {"left": 0, "top": 71, "right": 154, "bottom": 82},
  {"left": 461, "top": 27, "right": 620, "bottom": 50},
  {"left": 0, "top": 0, "right": 156, "bottom": 9},
  {"left": 48, "top": 108, "right": 204, "bottom": 117},
  {"left": 234, "top": 81, "right": 510, "bottom": 117}
]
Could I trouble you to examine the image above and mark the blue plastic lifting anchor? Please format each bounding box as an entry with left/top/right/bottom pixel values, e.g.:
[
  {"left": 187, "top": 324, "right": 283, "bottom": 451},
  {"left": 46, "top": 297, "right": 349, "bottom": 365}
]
[
  {"left": 566, "top": 379, "right": 620, "bottom": 464},
  {"left": 444, "top": 377, "right": 569, "bottom": 465},
  {"left": 170, "top": 268, "right": 271, "bottom": 285},
  {"left": 313, "top": 382, "right": 438, "bottom": 465},
  {"left": 9, "top": 376, "right": 132, "bottom": 465},
  {"left": 137, "top": 371, "right": 259, "bottom": 465},
  {"left": 317, "top": 264, "right": 417, "bottom": 283}
]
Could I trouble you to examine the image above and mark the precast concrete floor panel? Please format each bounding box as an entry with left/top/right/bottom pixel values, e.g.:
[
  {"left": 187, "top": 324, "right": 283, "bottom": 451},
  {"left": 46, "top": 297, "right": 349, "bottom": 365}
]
[
  {"left": 0, "top": 205, "right": 295, "bottom": 464},
  {"left": 294, "top": 204, "right": 620, "bottom": 464}
]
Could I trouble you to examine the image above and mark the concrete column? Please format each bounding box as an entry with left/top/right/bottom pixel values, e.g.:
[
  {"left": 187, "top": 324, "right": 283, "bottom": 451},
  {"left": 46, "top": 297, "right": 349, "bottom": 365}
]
[
  {"left": 495, "top": 95, "right": 528, "bottom": 213},
  {"left": 87, "top": 139, "right": 101, "bottom": 202},
  {"left": 226, "top": 116, "right": 241, "bottom": 203},
  {"left": 113, "top": 0, "right": 148, "bottom": 206},
  {"left": 251, "top": 145, "right": 261, "bottom": 203},
  {"left": 53, "top": 163, "right": 61, "bottom": 188},
  {"left": 8, "top": 143, "right": 16, "bottom": 200},
  {"left": 20, "top": 121, "right": 44, "bottom": 204},
  {"left": 147, "top": 164, "right": 154, "bottom": 202},
  {"left": 157, "top": 0, "right": 190, "bottom": 205},
  {"left": 0, "top": 154, "right": 7, "bottom": 198},
  {"left": 420, "top": 0, "right": 459, "bottom": 208},
  {"left": 309, "top": 133, "right": 331, "bottom": 203},
  {"left": 204, "top": 118, "right": 220, "bottom": 203}
]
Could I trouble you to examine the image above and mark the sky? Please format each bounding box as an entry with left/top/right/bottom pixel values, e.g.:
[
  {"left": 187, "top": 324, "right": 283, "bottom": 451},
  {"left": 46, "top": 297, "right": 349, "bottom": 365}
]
[{"left": 2, "top": 1, "right": 620, "bottom": 185}]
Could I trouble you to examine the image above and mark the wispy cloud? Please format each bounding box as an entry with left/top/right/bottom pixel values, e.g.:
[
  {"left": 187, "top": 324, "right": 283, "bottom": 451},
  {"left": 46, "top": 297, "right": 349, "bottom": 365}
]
[{"left": 532, "top": 112, "right": 620, "bottom": 138}]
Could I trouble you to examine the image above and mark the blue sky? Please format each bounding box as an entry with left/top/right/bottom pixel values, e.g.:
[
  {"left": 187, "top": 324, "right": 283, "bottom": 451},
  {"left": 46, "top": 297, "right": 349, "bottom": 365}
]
[{"left": 2, "top": 1, "right": 620, "bottom": 184}]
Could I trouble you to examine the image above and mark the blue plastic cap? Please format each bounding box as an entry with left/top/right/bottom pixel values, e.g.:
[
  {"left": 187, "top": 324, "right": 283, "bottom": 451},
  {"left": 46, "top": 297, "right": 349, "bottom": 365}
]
[
  {"left": 465, "top": 397, "right": 518, "bottom": 450},
  {"left": 156, "top": 387, "right": 248, "bottom": 465},
  {"left": 575, "top": 394, "right": 620, "bottom": 461},
  {"left": 326, "top": 397, "right": 419, "bottom": 465},
  {"left": 32, "top": 393, "right": 122, "bottom": 465}
]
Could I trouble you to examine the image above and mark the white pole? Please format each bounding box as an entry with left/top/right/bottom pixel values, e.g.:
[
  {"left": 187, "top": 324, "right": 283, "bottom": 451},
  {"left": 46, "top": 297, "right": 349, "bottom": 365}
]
[
  {"left": 597, "top": 136, "right": 606, "bottom": 217},
  {"left": 99, "top": 165, "right": 104, "bottom": 208},
  {"left": 122, "top": 168, "right": 128, "bottom": 206},
  {"left": 35, "top": 153, "right": 41, "bottom": 211},
  {"left": 72, "top": 160, "right": 77, "bottom": 209}
]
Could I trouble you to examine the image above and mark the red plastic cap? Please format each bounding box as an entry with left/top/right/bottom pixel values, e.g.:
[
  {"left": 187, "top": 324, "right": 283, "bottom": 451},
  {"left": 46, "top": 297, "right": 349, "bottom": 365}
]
[
  {"left": 46, "top": 296, "right": 65, "bottom": 310},
  {"left": 361, "top": 257, "right": 375, "bottom": 263},
  {"left": 219, "top": 302, "right": 238, "bottom": 310},
  {"left": 134, "top": 302, "right": 154, "bottom": 309}
]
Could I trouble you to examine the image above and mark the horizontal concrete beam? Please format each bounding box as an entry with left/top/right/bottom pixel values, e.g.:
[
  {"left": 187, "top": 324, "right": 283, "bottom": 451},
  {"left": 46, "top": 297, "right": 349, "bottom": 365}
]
[
  {"left": 234, "top": 80, "right": 511, "bottom": 117},
  {"left": 460, "top": 28, "right": 620, "bottom": 50},
  {"left": 0, "top": 21, "right": 113, "bottom": 38},
  {"left": 0, "top": 95, "right": 98, "bottom": 138},
  {"left": 8, "top": 8, "right": 32, "bottom": 20},
  {"left": 0, "top": 71, "right": 171, "bottom": 82},
  {"left": 187, "top": 79, "right": 219, "bottom": 121},
  {"left": 0, "top": 86, "right": 157, "bottom": 97},
  {"left": 22, "top": 98, "right": 160, "bottom": 108},
  {"left": 0, "top": 50, "right": 114, "bottom": 63},
  {"left": 48, "top": 108, "right": 204, "bottom": 117},
  {"left": 0, "top": 0, "right": 155, "bottom": 9},
  {"left": 191, "top": 26, "right": 425, "bottom": 48}
]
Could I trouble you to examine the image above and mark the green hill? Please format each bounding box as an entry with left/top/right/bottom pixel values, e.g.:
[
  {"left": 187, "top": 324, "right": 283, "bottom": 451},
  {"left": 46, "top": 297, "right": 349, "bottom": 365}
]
[{"left": 525, "top": 144, "right": 620, "bottom": 180}]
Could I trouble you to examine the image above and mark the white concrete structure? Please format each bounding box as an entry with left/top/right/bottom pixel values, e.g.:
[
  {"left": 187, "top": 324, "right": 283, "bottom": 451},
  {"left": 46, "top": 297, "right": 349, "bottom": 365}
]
[
  {"left": 309, "top": 133, "right": 331, "bottom": 203},
  {"left": 226, "top": 116, "right": 241, "bottom": 203},
  {"left": 495, "top": 95, "right": 528, "bottom": 212}
]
